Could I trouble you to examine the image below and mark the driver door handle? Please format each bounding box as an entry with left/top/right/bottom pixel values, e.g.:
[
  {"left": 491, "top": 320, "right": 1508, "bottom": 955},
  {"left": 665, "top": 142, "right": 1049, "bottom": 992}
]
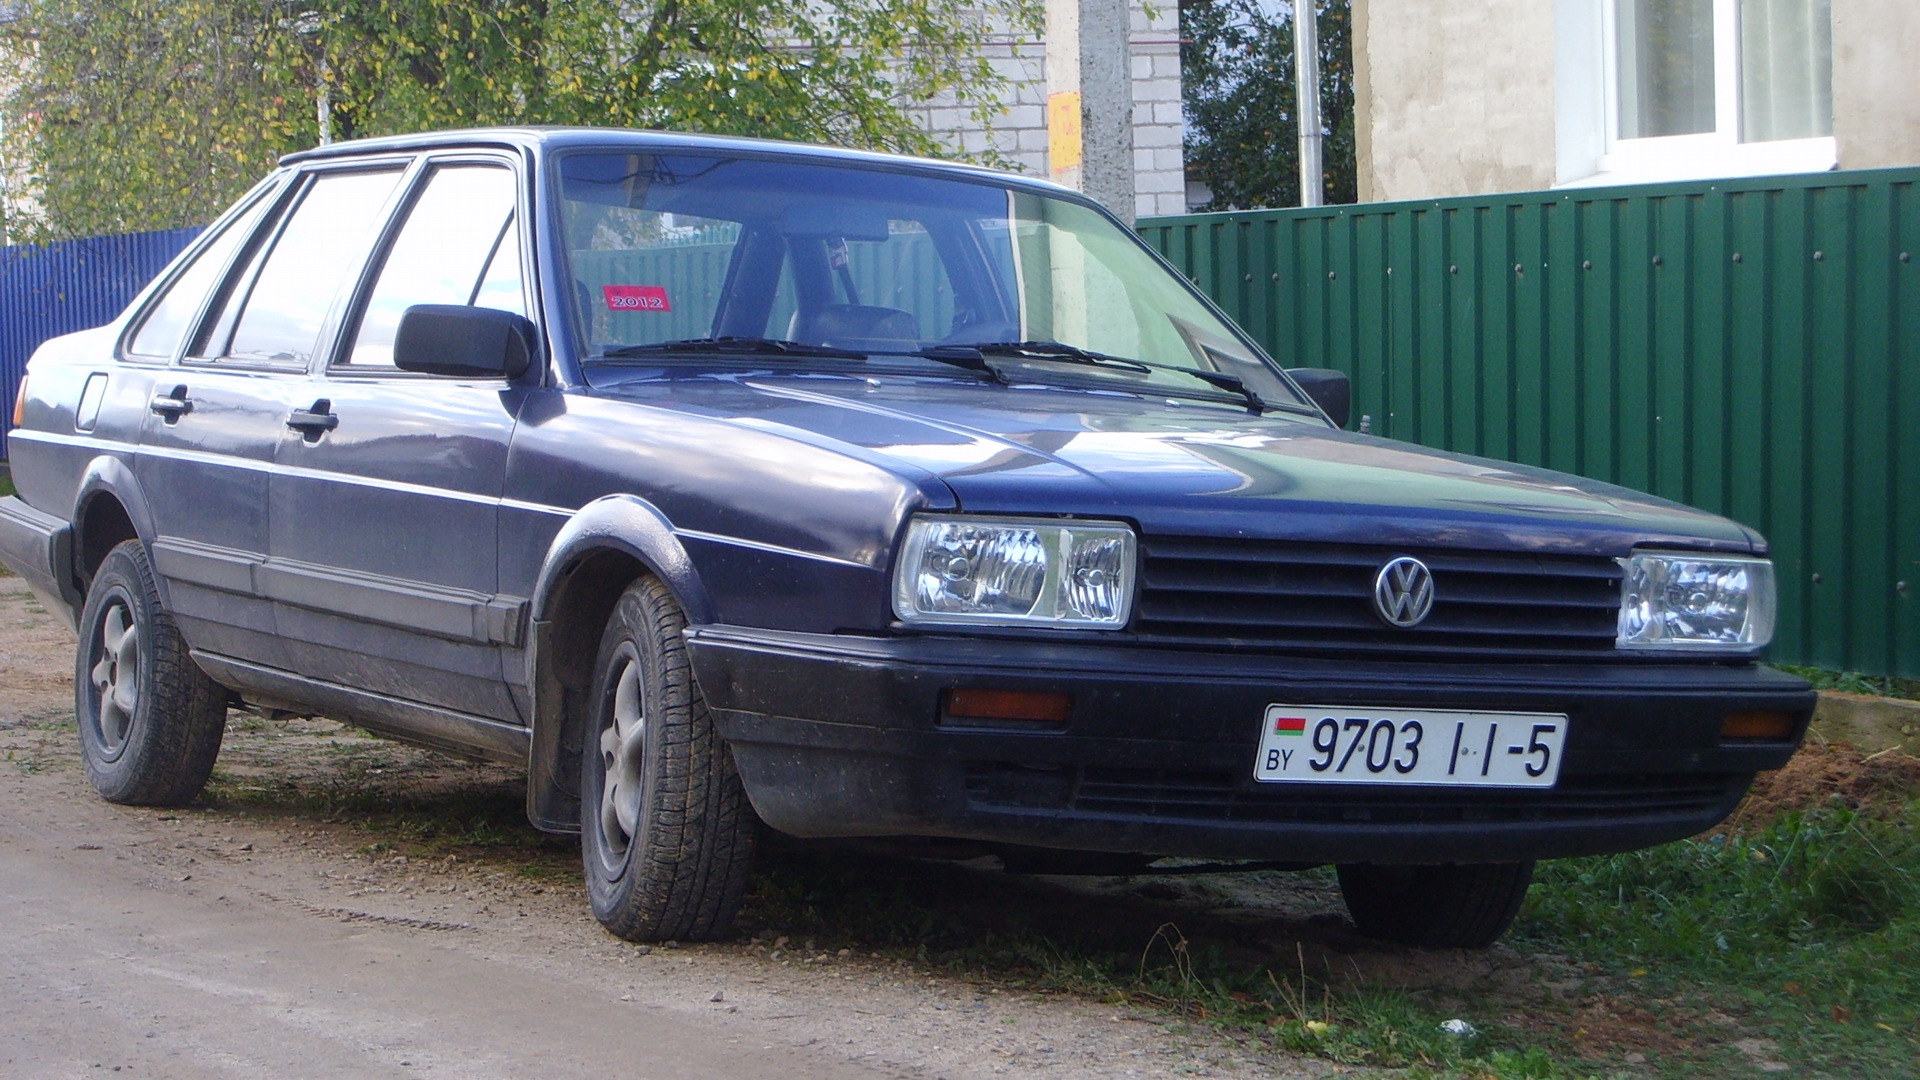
[{"left": 287, "top": 399, "right": 339, "bottom": 436}]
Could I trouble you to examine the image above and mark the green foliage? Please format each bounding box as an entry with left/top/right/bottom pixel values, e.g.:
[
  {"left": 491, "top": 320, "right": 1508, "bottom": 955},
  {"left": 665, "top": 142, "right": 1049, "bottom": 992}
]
[
  {"left": 1776, "top": 664, "right": 1920, "bottom": 702},
  {"left": 1523, "top": 798, "right": 1920, "bottom": 1072},
  {"left": 0, "top": 0, "right": 1039, "bottom": 242},
  {"left": 0, "top": 0, "right": 299, "bottom": 239},
  {"left": 1179, "top": 0, "right": 1356, "bottom": 211}
]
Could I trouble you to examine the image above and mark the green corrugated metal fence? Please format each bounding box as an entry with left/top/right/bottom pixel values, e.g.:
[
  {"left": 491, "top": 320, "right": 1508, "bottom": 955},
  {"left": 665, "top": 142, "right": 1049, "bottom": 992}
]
[{"left": 1139, "top": 169, "right": 1920, "bottom": 679}]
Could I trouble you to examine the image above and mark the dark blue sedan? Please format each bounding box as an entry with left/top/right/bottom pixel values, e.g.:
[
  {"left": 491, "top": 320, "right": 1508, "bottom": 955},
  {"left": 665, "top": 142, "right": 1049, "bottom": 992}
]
[{"left": 0, "top": 128, "right": 1812, "bottom": 948}]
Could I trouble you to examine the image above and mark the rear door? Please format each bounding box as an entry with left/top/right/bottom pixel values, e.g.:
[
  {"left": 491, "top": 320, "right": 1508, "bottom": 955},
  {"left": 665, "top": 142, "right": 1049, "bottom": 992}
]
[
  {"left": 133, "top": 166, "right": 407, "bottom": 670},
  {"left": 266, "top": 155, "right": 533, "bottom": 725}
]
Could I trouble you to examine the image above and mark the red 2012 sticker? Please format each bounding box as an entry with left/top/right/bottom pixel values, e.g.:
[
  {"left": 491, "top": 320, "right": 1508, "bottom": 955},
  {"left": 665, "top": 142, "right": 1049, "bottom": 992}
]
[{"left": 603, "top": 285, "right": 671, "bottom": 312}]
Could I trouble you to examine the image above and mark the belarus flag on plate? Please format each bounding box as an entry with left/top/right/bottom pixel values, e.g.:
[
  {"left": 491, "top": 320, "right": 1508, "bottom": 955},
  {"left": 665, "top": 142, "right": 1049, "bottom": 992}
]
[{"left": 1272, "top": 716, "right": 1307, "bottom": 736}]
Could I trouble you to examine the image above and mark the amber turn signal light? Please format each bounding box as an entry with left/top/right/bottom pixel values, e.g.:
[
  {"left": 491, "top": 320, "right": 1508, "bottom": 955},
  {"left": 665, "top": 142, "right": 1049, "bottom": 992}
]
[
  {"left": 1720, "top": 710, "right": 1796, "bottom": 741},
  {"left": 944, "top": 688, "right": 1073, "bottom": 725},
  {"left": 10, "top": 372, "right": 24, "bottom": 428}
]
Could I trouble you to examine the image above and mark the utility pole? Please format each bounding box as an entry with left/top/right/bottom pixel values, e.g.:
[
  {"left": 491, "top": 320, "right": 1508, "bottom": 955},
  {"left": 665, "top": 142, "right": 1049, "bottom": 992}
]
[
  {"left": 1294, "top": 0, "right": 1323, "bottom": 207},
  {"left": 1046, "top": 0, "right": 1136, "bottom": 223}
]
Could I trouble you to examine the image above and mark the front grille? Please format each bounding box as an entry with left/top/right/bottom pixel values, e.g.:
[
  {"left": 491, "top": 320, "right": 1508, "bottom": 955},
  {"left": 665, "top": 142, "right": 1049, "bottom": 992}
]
[
  {"left": 1134, "top": 537, "right": 1622, "bottom": 660},
  {"left": 965, "top": 762, "right": 1742, "bottom": 827}
]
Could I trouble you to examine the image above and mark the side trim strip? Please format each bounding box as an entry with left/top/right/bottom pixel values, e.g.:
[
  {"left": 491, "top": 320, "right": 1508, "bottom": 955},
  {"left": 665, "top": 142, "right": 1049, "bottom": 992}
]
[
  {"left": 674, "top": 527, "right": 875, "bottom": 570},
  {"left": 25, "top": 432, "right": 870, "bottom": 577},
  {"left": 192, "top": 650, "right": 531, "bottom": 765},
  {"left": 152, "top": 539, "right": 527, "bottom": 647},
  {"left": 19, "top": 430, "right": 519, "bottom": 512}
]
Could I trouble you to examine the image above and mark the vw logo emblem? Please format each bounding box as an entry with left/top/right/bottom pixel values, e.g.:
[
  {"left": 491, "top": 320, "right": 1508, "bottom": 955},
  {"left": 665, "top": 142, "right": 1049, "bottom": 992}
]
[{"left": 1373, "top": 557, "right": 1435, "bottom": 628}]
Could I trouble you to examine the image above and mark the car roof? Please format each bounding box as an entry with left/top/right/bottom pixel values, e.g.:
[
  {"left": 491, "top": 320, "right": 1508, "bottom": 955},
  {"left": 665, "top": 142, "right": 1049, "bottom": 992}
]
[{"left": 279, "top": 126, "right": 1072, "bottom": 198}]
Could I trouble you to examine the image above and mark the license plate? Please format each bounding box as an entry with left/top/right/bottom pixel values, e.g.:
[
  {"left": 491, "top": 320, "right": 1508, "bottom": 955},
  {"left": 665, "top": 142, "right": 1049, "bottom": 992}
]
[{"left": 1254, "top": 704, "right": 1567, "bottom": 787}]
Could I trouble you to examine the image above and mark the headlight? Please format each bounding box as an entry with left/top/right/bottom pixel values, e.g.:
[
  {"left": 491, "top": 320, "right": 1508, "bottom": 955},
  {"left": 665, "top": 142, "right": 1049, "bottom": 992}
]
[
  {"left": 1617, "top": 552, "right": 1775, "bottom": 650},
  {"left": 892, "top": 515, "right": 1137, "bottom": 628}
]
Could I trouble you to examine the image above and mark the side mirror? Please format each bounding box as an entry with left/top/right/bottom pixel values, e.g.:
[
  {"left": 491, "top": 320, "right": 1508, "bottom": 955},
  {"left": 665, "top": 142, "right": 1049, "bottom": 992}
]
[
  {"left": 394, "top": 305, "right": 537, "bottom": 379},
  {"left": 1286, "top": 367, "right": 1351, "bottom": 429}
]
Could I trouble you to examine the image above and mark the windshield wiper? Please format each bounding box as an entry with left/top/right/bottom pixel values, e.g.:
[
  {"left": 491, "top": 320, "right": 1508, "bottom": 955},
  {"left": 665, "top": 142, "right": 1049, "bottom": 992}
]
[
  {"left": 903, "top": 346, "right": 1009, "bottom": 383},
  {"left": 597, "top": 336, "right": 870, "bottom": 360},
  {"left": 937, "top": 340, "right": 1154, "bottom": 374},
  {"left": 928, "top": 341, "right": 1269, "bottom": 413},
  {"left": 1171, "top": 367, "right": 1266, "bottom": 413}
]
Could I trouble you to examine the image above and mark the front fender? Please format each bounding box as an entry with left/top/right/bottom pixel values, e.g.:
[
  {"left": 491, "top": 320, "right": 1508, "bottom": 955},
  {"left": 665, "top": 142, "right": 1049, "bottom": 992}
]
[
  {"left": 526, "top": 493, "right": 713, "bottom": 630},
  {"left": 523, "top": 493, "right": 710, "bottom": 833}
]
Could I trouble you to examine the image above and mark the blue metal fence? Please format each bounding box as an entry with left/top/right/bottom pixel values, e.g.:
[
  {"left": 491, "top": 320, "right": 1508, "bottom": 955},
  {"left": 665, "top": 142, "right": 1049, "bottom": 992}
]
[{"left": 1, "top": 227, "right": 201, "bottom": 459}]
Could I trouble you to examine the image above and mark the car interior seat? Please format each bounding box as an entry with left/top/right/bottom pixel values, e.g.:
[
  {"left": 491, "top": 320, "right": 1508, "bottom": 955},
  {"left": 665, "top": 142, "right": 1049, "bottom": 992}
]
[{"left": 788, "top": 304, "right": 920, "bottom": 351}]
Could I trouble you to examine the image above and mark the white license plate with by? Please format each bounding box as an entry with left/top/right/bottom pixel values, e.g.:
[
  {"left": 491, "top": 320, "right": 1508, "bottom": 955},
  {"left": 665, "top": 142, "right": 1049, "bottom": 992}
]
[{"left": 1254, "top": 704, "right": 1568, "bottom": 787}]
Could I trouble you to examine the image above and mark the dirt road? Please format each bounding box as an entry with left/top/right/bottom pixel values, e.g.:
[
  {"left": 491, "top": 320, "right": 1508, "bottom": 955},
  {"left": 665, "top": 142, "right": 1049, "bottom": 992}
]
[{"left": 0, "top": 580, "right": 1331, "bottom": 1079}]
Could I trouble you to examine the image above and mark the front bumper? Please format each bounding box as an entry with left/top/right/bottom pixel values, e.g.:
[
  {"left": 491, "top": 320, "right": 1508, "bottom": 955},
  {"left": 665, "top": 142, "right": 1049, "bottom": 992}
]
[
  {"left": 687, "top": 625, "right": 1814, "bottom": 864},
  {"left": 0, "top": 495, "right": 78, "bottom": 631}
]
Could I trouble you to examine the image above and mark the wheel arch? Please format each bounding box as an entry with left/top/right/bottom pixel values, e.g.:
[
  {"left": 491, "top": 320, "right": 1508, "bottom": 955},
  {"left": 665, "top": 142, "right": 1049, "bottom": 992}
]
[
  {"left": 524, "top": 494, "right": 713, "bottom": 833},
  {"left": 70, "top": 456, "right": 156, "bottom": 597}
]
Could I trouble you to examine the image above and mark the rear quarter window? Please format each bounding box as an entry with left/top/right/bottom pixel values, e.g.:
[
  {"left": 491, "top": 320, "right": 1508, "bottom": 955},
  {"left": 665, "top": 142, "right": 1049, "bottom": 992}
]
[{"left": 124, "top": 192, "right": 274, "bottom": 361}]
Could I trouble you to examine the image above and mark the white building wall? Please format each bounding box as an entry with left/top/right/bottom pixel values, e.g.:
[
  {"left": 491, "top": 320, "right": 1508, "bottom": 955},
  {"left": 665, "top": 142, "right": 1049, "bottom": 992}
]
[
  {"left": 1832, "top": 0, "right": 1920, "bottom": 171},
  {"left": 1356, "top": 0, "right": 1920, "bottom": 202}
]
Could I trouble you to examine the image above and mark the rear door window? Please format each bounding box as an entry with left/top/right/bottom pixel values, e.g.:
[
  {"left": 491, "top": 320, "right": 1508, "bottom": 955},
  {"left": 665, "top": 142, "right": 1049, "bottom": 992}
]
[{"left": 197, "top": 168, "right": 405, "bottom": 366}]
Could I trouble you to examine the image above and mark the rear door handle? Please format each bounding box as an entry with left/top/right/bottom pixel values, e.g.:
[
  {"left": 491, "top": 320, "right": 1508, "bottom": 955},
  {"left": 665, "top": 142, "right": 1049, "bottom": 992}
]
[
  {"left": 287, "top": 399, "right": 339, "bottom": 436},
  {"left": 149, "top": 385, "right": 193, "bottom": 420}
]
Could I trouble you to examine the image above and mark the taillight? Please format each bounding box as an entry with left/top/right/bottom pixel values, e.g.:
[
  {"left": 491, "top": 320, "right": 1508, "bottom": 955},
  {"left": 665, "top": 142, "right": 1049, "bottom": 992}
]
[{"left": 10, "top": 371, "right": 24, "bottom": 428}]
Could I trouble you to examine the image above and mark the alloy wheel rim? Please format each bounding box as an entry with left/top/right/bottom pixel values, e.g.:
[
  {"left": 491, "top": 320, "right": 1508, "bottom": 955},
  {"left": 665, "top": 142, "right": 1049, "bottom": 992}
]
[
  {"left": 89, "top": 598, "right": 141, "bottom": 755},
  {"left": 597, "top": 654, "right": 647, "bottom": 871}
]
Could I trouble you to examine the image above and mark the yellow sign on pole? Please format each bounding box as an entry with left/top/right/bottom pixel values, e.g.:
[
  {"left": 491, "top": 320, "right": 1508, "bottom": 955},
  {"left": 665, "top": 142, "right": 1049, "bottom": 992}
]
[{"left": 1047, "top": 92, "right": 1083, "bottom": 176}]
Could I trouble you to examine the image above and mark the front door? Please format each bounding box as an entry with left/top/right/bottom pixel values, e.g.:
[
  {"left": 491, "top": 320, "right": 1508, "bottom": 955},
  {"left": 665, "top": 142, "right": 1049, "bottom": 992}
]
[{"left": 266, "top": 158, "right": 532, "bottom": 725}]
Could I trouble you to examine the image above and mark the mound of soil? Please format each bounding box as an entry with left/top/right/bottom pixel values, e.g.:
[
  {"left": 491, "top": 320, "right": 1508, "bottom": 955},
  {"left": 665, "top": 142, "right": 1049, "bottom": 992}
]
[{"left": 1724, "top": 740, "right": 1920, "bottom": 832}]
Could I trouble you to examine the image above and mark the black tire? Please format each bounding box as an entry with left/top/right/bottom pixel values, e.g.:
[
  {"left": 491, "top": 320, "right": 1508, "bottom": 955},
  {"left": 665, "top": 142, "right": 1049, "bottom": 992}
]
[
  {"left": 74, "top": 539, "right": 227, "bottom": 805},
  {"left": 1336, "top": 861, "right": 1534, "bottom": 949},
  {"left": 579, "top": 576, "right": 755, "bottom": 942}
]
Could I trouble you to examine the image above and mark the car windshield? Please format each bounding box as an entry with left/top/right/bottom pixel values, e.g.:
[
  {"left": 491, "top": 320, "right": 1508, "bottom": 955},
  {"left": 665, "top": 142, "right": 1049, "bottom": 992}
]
[{"left": 555, "top": 151, "right": 1312, "bottom": 411}]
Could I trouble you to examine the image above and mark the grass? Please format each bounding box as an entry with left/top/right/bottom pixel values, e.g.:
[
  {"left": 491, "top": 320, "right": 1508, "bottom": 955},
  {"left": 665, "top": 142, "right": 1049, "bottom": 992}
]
[
  {"left": 739, "top": 849, "right": 1575, "bottom": 1075},
  {"left": 1777, "top": 664, "right": 1920, "bottom": 702},
  {"left": 734, "top": 787, "right": 1920, "bottom": 1076},
  {"left": 1518, "top": 797, "right": 1920, "bottom": 1077}
]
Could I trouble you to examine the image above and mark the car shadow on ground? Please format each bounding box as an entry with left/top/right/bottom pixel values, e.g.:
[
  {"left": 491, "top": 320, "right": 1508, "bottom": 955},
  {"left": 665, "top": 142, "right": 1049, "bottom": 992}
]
[{"left": 199, "top": 713, "right": 1545, "bottom": 1005}]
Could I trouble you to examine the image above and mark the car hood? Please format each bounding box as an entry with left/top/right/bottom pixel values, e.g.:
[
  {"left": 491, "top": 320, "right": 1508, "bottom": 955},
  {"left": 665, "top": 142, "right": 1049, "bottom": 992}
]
[{"left": 589, "top": 370, "right": 1757, "bottom": 556}]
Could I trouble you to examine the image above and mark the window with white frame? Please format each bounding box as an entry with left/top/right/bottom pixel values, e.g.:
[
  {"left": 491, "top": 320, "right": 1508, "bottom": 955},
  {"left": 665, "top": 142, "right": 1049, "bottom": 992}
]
[{"left": 1557, "top": 0, "right": 1835, "bottom": 185}]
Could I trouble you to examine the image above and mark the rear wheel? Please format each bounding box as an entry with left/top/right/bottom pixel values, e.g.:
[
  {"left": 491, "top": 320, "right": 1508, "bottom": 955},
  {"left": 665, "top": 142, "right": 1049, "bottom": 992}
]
[
  {"left": 74, "top": 540, "right": 227, "bottom": 805},
  {"left": 579, "top": 576, "right": 755, "bottom": 942},
  {"left": 1336, "top": 861, "right": 1533, "bottom": 948}
]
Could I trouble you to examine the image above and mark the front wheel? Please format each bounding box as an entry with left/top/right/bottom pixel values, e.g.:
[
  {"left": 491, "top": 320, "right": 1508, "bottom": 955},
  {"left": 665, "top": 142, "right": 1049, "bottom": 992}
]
[
  {"left": 1336, "top": 861, "right": 1533, "bottom": 949},
  {"left": 579, "top": 576, "right": 755, "bottom": 942},
  {"left": 74, "top": 540, "right": 228, "bottom": 805}
]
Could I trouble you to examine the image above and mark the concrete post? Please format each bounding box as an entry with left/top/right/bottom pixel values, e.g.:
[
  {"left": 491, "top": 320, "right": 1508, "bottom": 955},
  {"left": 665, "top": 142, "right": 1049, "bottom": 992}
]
[{"left": 1046, "top": 0, "right": 1136, "bottom": 222}]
